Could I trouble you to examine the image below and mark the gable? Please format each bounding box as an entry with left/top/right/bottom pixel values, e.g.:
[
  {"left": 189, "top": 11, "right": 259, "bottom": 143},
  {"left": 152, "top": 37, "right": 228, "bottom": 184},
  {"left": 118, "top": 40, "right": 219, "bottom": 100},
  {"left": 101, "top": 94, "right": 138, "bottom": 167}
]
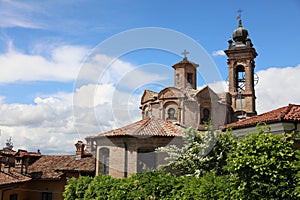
[
  {"left": 195, "top": 86, "right": 219, "bottom": 102},
  {"left": 158, "top": 87, "right": 185, "bottom": 100},
  {"left": 141, "top": 90, "right": 158, "bottom": 104}
]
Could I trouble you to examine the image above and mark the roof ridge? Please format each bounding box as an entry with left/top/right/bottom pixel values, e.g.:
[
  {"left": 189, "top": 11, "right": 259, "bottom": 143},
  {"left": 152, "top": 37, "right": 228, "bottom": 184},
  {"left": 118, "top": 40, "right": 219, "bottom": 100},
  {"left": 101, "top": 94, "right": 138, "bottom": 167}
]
[
  {"left": 145, "top": 89, "right": 158, "bottom": 94},
  {"left": 222, "top": 104, "right": 300, "bottom": 131},
  {"left": 132, "top": 117, "right": 152, "bottom": 135},
  {"left": 280, "top": 104, "right": 294, "bottom": 119}
]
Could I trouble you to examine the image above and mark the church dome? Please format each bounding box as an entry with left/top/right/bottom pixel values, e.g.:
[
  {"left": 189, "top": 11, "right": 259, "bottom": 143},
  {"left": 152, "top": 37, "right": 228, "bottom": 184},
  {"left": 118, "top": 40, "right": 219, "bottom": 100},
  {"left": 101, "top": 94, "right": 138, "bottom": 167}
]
[{"left": 232, "top": 19, "right": 248, "bottom": 43}]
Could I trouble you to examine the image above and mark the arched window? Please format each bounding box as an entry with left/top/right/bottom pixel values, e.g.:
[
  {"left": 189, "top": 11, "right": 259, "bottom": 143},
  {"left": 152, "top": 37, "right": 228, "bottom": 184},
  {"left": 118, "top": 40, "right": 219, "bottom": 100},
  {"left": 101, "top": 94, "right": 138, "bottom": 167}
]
[
  {"left": 99, "top": 148, "right": 109, "bottom": 175},
  {"left": 201, "top": 108, "right": 210, "bottom": 124},
  {"left": 187, "top": 73, "right": 193, "bottom": 84},
  {"left": 167, "top": 108, "right": 177, "bottom": 120}
]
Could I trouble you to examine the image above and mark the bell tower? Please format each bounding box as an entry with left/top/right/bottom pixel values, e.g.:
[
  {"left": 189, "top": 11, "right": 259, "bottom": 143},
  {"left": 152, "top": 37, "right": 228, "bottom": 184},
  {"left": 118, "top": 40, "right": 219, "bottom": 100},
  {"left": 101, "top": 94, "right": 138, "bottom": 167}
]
[
  {"left": 172, "top": 50, "right": 199, "bottom": 89},
  {"left": 225, "top": 17, "right": 258, "bottom": 121}
]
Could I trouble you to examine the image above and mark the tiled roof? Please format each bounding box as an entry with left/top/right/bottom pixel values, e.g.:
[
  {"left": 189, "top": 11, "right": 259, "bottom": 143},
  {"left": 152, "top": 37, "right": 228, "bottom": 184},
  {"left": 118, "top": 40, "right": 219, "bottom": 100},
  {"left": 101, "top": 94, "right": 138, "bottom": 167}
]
[
  {"left": 15, "top": 149, "right": 41, "bottom": 157},
  {"left": 28, "top": 155, "right": 95, "bottom": 180},
  {"left": 0, "top": 171, "right": 31, "bottom": 186},
  {"left": 222, "top": 104, "right": 300, "bottom": 130},
  {"left": 88, "top": 117, "right": 184, "bottom": 138}
]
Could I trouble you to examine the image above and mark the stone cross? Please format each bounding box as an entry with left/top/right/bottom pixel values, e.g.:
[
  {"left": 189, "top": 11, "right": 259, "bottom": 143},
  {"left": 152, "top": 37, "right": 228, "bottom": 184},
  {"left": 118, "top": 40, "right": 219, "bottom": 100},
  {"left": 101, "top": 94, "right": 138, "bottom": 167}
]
[{"left": 181, "top": 49, "right": 189, "bottom": 58}]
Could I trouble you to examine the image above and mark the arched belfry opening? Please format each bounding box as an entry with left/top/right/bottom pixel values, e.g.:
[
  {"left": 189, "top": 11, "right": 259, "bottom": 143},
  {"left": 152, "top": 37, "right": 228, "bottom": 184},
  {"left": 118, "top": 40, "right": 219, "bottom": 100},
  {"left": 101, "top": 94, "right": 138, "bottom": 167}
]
[{"left": 235, "top": 65, "right": 246, "bottom": 92}]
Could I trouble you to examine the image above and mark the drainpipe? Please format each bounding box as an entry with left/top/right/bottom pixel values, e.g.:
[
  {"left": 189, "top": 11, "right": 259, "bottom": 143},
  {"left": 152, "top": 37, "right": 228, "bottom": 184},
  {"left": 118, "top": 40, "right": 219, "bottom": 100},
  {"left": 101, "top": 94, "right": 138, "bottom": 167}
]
[
  {"left": 124, "top": 142, "right": 128, "bottom": 178},
  {"left": 294, "top": 122, "right": 298, "bottom": 132},
  {"left": 291, "top": 122, "right": 300, "bottom": 149}
]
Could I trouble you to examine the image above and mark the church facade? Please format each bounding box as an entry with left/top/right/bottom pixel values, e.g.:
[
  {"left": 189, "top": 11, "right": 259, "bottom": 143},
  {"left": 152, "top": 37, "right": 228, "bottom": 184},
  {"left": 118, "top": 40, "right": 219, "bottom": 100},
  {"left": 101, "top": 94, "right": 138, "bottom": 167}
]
[
  {"left": 86, "top": 18, "right": 259, "bottom": 178},
  {"left": 140, "top": 17, "right": 258, "bottom": 128}
]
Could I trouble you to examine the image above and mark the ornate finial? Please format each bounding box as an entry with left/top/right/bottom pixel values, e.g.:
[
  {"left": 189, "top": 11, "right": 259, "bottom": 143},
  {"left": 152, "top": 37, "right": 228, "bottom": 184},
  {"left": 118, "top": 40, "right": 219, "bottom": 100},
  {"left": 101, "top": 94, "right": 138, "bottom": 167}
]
[
  {"left": 237, "top": 9, "right": 243, "bottom": 19},
  {"left": 181, "top": 49, "right": 189, "bottom": 59},
  {"left": 237, "top": 9, "right": 243, "bottom": 27}
]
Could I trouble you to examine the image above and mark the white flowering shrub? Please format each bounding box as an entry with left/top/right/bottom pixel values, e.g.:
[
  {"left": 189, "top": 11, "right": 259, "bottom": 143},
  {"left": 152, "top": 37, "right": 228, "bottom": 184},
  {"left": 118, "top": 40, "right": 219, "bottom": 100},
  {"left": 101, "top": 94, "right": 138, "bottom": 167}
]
[{"left": 157, "top": 125, "right": 237, "bottom": 176}]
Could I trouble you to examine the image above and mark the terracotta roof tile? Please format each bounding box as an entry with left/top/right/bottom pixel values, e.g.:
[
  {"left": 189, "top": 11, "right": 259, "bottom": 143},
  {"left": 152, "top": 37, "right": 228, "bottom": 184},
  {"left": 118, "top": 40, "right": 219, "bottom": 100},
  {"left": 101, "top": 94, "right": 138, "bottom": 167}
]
[
  {"left": 0, "top": 172, "right": 31, "bottom": 186},
  {"left": 89, "top": 117, "right": 184, "bottom": 138},
  {"left": 28, "top": 155, "right": 95, "bottom": 180},
  {"left": 222, "top": 104, "right": 300, "bottom": 130}
]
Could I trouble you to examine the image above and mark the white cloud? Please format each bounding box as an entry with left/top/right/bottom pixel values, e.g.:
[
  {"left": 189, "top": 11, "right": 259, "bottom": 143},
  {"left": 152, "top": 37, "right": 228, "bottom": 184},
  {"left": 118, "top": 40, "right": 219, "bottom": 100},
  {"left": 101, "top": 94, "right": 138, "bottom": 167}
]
[
  {"left": 212, "top": 50, "right": 225, "bottom": 56},
  {"left": 77, "top": 54, "right": 167, "bottom": 86},
  {"left": 0, "top": 51, "right": 166, "bottom": 153},
  {"left": 0, "top": 1, "right": 45, "bottom": 29},
  {"left": 208, "top": 81, "right": 228, "bottom": 94},
  {"left": 0, "top": 84, "right": 142, "bottom": 154},
  {"left": 256, "top": 64, "right": 300, "bottom": 113},
  {"left": 0, "top": 44, "right": 88, "bottom": 83}
]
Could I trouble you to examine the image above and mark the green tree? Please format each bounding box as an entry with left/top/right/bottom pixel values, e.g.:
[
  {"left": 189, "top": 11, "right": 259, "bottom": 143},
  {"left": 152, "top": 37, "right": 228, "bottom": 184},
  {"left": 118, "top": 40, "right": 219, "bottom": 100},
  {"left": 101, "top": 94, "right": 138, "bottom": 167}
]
[
  {"left": 84, "top": 175, "right": 117, "bottom": 199},
  {"left": 226, "top": 125, "right": 300, "bottom": 199},
  {"left": 63, "top": 177, "right": 77, "bottom": 200},
  {"left": 63, "top": 176, "right": 92, "bottom": 200},
  {"left": 294, "top": 150, "right": 300, "bottom": 198}
]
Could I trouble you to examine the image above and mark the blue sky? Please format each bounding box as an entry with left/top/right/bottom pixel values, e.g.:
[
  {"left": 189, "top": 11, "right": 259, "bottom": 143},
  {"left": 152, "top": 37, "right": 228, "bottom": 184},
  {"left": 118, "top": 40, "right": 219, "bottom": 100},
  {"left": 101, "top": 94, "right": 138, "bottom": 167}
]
[{"left": 0, "top": 0, "right": 299, "bottom": 153}]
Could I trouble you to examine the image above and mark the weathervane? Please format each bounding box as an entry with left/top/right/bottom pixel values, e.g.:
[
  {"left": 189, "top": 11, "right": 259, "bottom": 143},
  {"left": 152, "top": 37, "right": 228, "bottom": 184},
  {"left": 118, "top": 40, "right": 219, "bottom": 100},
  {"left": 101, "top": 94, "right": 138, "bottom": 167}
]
[
  {"left": 181, "top": 49, "right": 189, "bottom": 59},
  {"left": 237, "top": 9, "right": 243, "bottom": 20}
]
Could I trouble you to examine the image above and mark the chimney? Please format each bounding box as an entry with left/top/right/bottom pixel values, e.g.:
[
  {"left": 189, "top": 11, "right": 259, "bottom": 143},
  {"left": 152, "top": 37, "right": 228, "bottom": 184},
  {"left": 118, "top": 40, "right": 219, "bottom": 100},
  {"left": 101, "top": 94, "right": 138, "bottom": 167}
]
[
  {"left": 8, "top": 156, "right": 15, "bottom": 173},
  {"left": 75, "top": 141, "right": 85, "bottom": 158}
]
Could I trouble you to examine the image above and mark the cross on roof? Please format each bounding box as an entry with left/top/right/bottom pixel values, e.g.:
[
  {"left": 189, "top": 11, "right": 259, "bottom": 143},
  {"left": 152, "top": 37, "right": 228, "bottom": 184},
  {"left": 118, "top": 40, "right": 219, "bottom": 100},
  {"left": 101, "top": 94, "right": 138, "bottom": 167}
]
[{"left": 181, "top": 49, "right": 189, "bottom": 58}]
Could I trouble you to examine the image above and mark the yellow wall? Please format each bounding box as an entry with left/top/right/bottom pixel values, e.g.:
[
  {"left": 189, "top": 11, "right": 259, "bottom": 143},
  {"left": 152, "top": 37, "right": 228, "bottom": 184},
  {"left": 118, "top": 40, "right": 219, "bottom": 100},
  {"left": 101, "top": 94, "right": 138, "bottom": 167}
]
[{"left": 0, "top": 179, "right": 66, "bottom": 200}]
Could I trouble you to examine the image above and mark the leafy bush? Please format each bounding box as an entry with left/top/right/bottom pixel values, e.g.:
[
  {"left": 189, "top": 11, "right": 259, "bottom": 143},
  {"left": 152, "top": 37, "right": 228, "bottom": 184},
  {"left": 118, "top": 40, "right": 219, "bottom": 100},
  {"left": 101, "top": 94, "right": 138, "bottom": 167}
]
[
  {"left": 226, "top": 125, "right": 300, "bottom": 199},
  {"left": 63, "top": 171, "right": 233, "bottom": 199},
  {"left": 84, "top": 175, "right": 118, "bottom": 199},
  {"left": 63, "top": 176, "right": 92, "bottom": 200}
]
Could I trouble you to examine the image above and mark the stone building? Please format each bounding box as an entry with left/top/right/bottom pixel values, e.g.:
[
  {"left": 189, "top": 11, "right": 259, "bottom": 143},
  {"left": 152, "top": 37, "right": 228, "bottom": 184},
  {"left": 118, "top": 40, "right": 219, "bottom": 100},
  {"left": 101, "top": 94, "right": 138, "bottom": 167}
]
[
  {"left": 0, "top": 141, "right": 95, "bottom": 200},
  {"left": 86, "top": 18, "right": 259, "bottom": 177}
]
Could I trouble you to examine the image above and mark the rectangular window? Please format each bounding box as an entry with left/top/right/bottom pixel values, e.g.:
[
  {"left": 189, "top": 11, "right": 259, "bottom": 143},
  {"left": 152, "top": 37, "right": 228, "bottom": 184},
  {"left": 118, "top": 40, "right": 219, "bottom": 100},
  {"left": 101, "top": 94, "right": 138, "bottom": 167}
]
[
  {"left": 9, "top": 194, "right": 18, "bottom": 200},
  {"left": 41, "top": 192, "right": 52, "bottom": 200},
  {"left": 235, "top": 98, "right": 245, "bottom": 109},
  {"left": 187, "top": 73, "right": 193, "bottom": 84},
  {"left": 175, "top": 73, "right": 180, "bottom": 85}
]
